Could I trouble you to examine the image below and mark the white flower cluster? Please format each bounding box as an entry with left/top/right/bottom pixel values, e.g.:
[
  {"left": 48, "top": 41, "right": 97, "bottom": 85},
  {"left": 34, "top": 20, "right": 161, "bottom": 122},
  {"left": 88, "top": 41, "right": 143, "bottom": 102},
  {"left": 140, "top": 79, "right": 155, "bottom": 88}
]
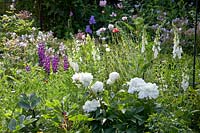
[
  {"left": 173, "top": 26, "right": 183, "bottom": 59},
  {"left": 152, "top": 32, "right": 161, "bottom": 58},
  {"left": 181, "top": 73, "right": 189, "bottom": 91},
  {"left": 72, "top": 72, "right": 93, "bottom": 87},
  {"left": 127, "top": 78, "right": 159, "bottom": 99},
  {"left": 83, "top": 99, "right": 100, "bottom": 113},
  {"left": 141, "top": 30, "right": 148, "bottom": 53},
  {"left": 91, "top": 81, "right": 104, "bottom": 93},
  {"left": 106, "top": 72, "right": 120, "bottom": 85}
]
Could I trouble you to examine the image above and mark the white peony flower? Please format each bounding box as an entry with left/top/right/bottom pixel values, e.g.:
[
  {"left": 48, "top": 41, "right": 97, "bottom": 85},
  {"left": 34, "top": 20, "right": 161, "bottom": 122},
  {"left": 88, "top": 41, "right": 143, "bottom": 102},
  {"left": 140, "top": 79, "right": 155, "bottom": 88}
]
[
  {"left": 107, "top": 72, "right": 120, "bottom": 85},
  {"left": 109, "top": 72, "right": 120, "bottom": 81},
  {"left": 127, "top": 78, "right": 159, "bottom": 99},
  {"left": 91, "top": 81, "right": 104, "bottom": 93},
  {"left": 72, "top": 73, "right": 80, "bottom": 82},
  {"left": 79, "top": 72, "right": 93, "bottom": 87},
  {"left": 138, "top": 83, "right": 159, "bottom": 99},
  {"left": 72, "top": 72, "right": 93, "bottom": 87},
  {"left": 127, "top": 78, "right": 146, "bottom": 93},
  {"left": 83, "top": 99, "right": 100, "bottom": 113}
]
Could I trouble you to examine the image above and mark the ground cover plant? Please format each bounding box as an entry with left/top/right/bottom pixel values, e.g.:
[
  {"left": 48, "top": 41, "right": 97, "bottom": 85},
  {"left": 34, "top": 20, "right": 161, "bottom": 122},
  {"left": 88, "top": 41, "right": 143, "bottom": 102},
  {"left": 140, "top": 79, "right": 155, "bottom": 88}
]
[{"left": 0, "top": 0, "right": 200, "bottom": 132}]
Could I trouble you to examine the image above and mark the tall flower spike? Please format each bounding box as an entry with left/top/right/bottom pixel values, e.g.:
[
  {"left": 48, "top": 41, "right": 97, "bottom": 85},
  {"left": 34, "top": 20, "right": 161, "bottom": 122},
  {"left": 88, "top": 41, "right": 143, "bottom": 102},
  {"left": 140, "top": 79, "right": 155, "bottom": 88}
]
[
  {"left": 63, "top": 56, "right": 69, "bottom": 71},
  {"left": 52, "top": 55, "right": 59, "bottom": 73},
  {"left": 44, "top": 55, "right": 51, "bottom": 74},
  {"left": 38, "top": 43, "right": 46, "bottom": 67}
]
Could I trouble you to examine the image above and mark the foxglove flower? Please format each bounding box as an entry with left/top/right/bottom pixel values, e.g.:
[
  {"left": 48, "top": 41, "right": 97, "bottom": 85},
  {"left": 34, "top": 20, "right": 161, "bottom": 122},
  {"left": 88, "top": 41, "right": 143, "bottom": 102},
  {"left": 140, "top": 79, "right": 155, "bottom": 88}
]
[
  {"left": 91, "top": 81, "right": 104, "bottom": 93},
  {"left": 63, "top": 56, "right": 69, "bottom": 71},
  {"left": 38, "top": 43, "right": 46, "bottom": 67},
  {"left": 89, "top": 16, "right": 96, "bottom": 25},
  {"left": 181, "top": 73, "right": 189, "bottom": 91},
  {"left": 44, "top": 56, "right": 51, "bottom": 74},
  {"left": 52, "top": 55, "right": 59, "bottom": 73},
  {"left": 83, "top": 99, "right": 100, "bottom": 113},
  {"left": 173, "top": 25, "right": 183, "bottom": 59},
  {"left": 85, "top": 25, "right": 92, "bottom": 34},
  {"left": 141, "top": 30, "right": 147, "bottom": 53}
]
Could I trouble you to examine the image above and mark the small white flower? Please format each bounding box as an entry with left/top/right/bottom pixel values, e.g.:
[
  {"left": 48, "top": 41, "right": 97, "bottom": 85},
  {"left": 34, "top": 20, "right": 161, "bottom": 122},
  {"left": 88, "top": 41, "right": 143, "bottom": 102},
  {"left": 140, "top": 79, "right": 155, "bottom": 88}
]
[
  {"left": 108, "top": 24, "right": 114, "bottom": 31},
  {"left": 83, "top": 99, "right": 100, "bottom": 113},
  {"left": 105, "top": 48, "right": 110, "bottom": 52},
  {"left": 107, "top": 72, "right": 120, "bottom": 85},
  {"left": 91, "top": 81, "right": 104, "bottom": 93},
  {"left": 69, "top": 61, "right": 79, "bottom": 72},
  {"left": 122, "top": 16, "right": 128, "bottom": 21},
  {"left": 96, "top": 30, "right": 101, "bottom": 36}
]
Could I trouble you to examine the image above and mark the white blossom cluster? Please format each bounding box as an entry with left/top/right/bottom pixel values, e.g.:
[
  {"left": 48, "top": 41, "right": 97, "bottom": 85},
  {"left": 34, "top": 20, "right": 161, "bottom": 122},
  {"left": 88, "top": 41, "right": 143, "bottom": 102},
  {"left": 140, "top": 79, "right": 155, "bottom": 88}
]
[
  {"left": 172, "top": 26, "right": 183, "bottom": 59},
  {"left": 152, "top": 30, "right": 161, "bottom": 58},
  {"left": 106, "top": 72, "right": 120, "bottom": 85},
  {"left": 91, "top": 81, "right": 104, "bottom": 93},
  {"left": 83, "top": 99, "right": 100, "bottom": 113},
  {"left": 127, "top": 78, "right": 159, "bottom": 99},
  {"left": 72, "top": 72, "right": 93, "bottom": 87},
  {"left": 181, "top": 73, "right": 189, "bottom": 91}
]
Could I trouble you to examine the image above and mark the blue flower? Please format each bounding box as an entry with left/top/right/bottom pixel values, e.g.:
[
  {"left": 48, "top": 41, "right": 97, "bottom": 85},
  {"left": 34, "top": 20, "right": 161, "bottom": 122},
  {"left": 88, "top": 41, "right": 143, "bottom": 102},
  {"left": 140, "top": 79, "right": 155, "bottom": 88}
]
[
  {"left": 85, "top": 25, "right": 92, "bottom": 34},
  {"left": 89, "top": 16, "right": 96, "bottom": 25}
]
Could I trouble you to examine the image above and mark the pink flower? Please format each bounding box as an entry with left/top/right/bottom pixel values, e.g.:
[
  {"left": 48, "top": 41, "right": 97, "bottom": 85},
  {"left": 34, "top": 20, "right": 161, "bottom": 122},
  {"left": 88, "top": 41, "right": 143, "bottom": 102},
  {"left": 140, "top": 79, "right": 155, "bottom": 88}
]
[
  {"left": 112, "top": 28, "right": 119, "bottom": 33},
  {"left": 99, "top": 0, "right": 107, "bottom": 7}
]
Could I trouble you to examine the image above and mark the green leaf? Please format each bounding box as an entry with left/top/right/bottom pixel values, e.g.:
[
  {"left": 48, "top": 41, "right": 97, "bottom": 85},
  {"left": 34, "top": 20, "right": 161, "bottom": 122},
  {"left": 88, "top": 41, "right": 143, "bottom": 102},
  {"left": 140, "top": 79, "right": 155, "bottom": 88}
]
[
  {"left": 18, "top": 101, "right": 31, "bottom": 110},
  {"left": 135, "top": 106, "right": 144, "bottom": 113},
  {"left": 8, "top": 119, "right": 17, "bottom": 131},
  {"left": 69, "top": 114, "right": 93, "bottom": 122},
  {"left": 19, "top": 115, "right": 25, "bottom": 124}
]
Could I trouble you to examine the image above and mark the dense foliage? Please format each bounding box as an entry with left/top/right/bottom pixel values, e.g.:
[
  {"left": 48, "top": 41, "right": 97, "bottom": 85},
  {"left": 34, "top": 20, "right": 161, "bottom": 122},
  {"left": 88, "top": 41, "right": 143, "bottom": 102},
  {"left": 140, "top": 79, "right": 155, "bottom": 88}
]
[{"left": 0, "top": 0, "right": 200, "bottom": 132}]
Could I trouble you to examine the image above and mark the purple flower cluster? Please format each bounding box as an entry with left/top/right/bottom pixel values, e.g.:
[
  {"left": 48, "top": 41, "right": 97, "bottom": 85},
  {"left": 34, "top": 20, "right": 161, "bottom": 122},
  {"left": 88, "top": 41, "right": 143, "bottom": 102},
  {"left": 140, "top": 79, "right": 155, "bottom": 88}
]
[
  {"left": 52, "top": 55, "right": 59, "bottom": 73},
  {"left": 63, "top": 56, "right": 69, "bottom": 71},
  {"left": 85, "top": 15, "right": 96, "bottom": 34},
  {"left": 44, "top": 55, "right": 51, "bottom": 74},
  {"left": 38, "top": 43, "right": 46, "bottom": 67},
  {"left": 37, "top": 43, "right": 69, "bottom": 74}
]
